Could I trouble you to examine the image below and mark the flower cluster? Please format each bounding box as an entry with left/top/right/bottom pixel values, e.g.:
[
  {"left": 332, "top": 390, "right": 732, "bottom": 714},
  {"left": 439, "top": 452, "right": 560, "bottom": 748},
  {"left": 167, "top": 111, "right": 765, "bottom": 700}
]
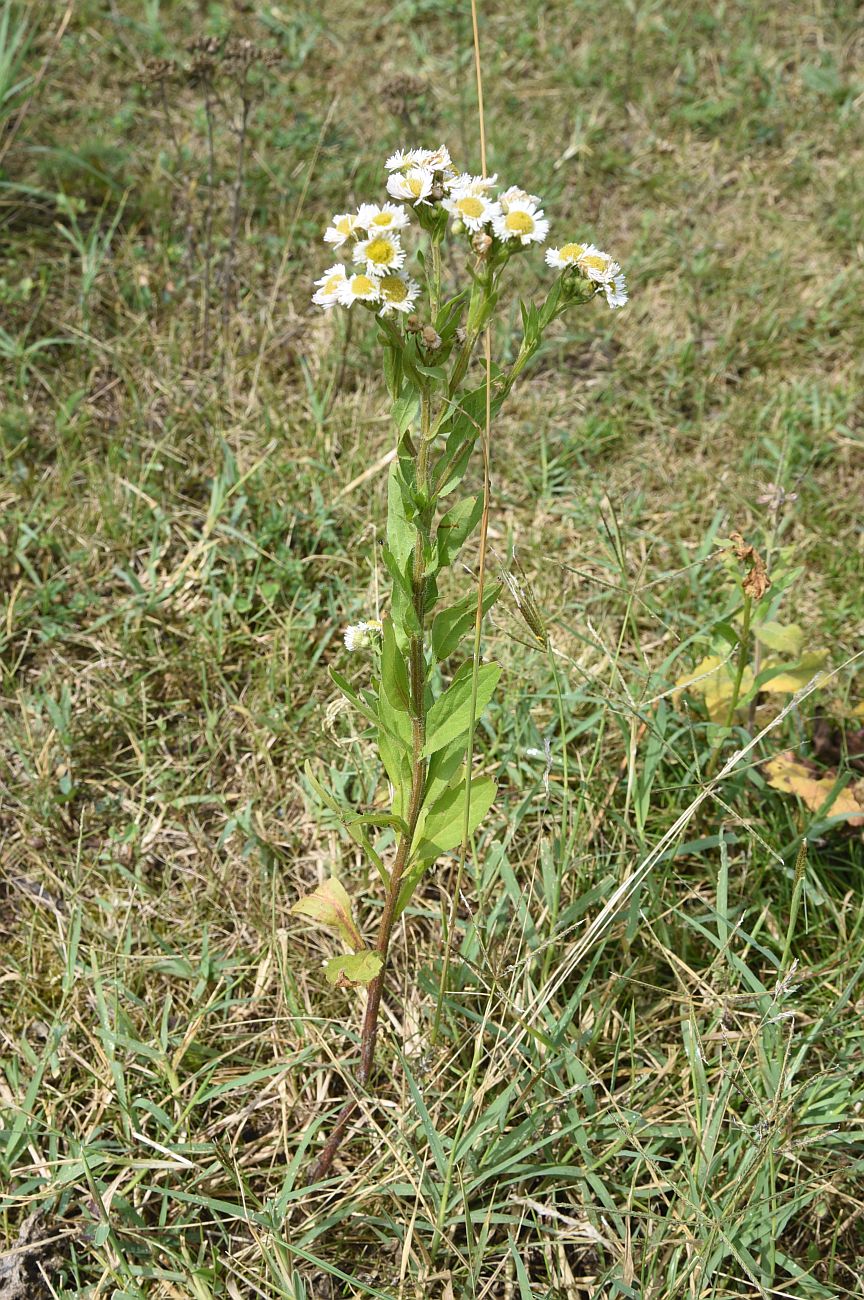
[
  {"left": 312, "top": 143, "right": 627, "bottom": 316},
  {"left": 545, "top": 241, "right": 628, "bottom": 309},
  {"left": 313, "top": 201, "right": 421, "bottom": 314}
]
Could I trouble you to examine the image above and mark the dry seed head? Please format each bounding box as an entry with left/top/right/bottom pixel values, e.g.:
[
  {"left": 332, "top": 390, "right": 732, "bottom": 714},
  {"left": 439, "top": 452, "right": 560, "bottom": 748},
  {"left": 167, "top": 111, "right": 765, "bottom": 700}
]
[
  {"left": 502, "top": 561, "right": 549, "bottom": 648},
  {"left": 472, "top": 230, "right": 493, "bottom": 257},
  {"left": 421, "top": 325, "right": 442, "bottom": 350}
]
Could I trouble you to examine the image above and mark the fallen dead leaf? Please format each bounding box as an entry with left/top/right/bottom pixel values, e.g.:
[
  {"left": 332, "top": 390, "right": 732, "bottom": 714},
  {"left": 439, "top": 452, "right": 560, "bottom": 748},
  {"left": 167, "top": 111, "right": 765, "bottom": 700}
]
[{"left": 764, "top": 751, "right": 864, "bottom": 827}]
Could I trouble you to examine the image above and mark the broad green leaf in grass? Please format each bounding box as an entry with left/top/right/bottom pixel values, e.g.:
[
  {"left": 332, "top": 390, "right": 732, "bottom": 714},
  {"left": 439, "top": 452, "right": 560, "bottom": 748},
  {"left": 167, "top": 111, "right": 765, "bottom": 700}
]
[
  {"left": 396, "top": 775, "right": 497, "bottom": 916},
  {"left": 323, "top": 951, "right": 383, "bottom": 987},
  {"left": 412, "top": 774, "right": 497, "bottom": 860},
  {"left": 423, "top": 660, "right": 501, "bottom": 756},
  {"left": 431, "top": 583, "right": 500, "bottom": 662},
  {"left": 290, "top": 878, "right": 363, "bottom": 952},
  {"left": 753, "top": 620, "right": 805, "bottom": 658}
]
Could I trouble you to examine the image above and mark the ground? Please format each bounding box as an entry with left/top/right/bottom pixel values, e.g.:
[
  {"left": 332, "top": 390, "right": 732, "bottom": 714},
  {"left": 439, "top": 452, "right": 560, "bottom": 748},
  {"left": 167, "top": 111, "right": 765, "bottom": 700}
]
[{"left": 1, "top": 0, "right": 863, "bottom": 1296}]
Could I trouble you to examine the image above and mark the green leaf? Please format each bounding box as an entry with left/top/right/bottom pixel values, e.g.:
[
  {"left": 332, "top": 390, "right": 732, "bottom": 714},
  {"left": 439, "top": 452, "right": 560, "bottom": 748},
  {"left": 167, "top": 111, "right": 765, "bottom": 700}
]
[
  {"left": 754, "top": 621, "right": 805, "bottom": 658},
  {"left": 323, "top": 951, "right": 384, "bottom": 987},
  {"left": 431, "top": 583, "right": 501, "bottom": 662},
  {"left": 290, "top": 878, "right": 363, "bottom": 952},
  {"left": 381, "top": 616, "right": 411, "bottom": 712},
  {"left": 396, "top": 775, "right": 497, "bottom": 916},
  {"left": 378, "top": 724, "right": 412, "bottom": 821},
  {"left": 422, "top": 734, "right": 468, "bottom": 812},
  {"left": 386, "top": 462, "right": 416, "bottom": 569},
  {"left": 436, "top": 494, "right": 483, "bottom": 568},
  {"left": 391, "top": 390, "right": 419, "bottom": 435},
  {"left": 329, "top": 668, "right": 379, "bottom": 731},
  {"left": 423, "top": 661, "right": 501, "bottom": 756},
  {"left": 414, "top": 774, "right": 497, "bottom": 858}
]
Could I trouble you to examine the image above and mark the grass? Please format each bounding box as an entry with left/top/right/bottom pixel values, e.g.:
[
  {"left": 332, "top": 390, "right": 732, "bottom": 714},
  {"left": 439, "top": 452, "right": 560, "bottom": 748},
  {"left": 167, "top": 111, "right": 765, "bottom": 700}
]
[{"left": 1, "top": 0, "right": 863, "bottom": 1296}]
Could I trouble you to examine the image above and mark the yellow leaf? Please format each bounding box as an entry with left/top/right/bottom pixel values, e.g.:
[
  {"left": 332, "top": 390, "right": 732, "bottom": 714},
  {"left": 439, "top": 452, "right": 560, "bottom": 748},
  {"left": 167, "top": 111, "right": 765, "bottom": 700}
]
[
  {"left": 761, "top": 650, "right": 829, "bottom": 694},
  {"left": 324, "top": 951, "right": 384, "bottom": 987},
  {"left": 764, "top": 752, "right": 864, "bottom": 826},
  {"left": 674, "top": 655, "right": 752, "bottom": 722},
  {"left": 290, "top": 877, "right": 363, "bottom": 951},
  {"left": 753, "top": 621, "right": 804, "bottom": 659},
  {"left": 851, "top": 702, "right": 864, "bottom": 719}
]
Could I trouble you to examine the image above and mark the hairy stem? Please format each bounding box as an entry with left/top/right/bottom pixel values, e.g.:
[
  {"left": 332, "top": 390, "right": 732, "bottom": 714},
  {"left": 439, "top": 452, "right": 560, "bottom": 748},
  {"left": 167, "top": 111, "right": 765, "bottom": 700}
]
[
  {"left": 311, "top": 389, "right": 432, "bottom": 1182},
  {"left": 706, "top": 593, "right": 753, "bottom": 780}
]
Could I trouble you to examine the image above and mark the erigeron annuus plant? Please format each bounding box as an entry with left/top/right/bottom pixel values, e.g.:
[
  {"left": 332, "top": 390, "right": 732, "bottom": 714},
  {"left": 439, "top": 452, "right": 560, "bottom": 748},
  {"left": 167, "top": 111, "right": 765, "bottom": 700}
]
[{"left": 296, "top": 144, "right": 627, "bottom": 1178}]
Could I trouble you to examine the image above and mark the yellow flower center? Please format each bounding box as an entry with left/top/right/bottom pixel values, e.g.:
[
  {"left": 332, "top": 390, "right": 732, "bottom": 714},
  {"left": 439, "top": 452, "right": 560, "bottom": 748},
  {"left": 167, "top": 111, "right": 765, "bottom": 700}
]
[
  {"left": 505, "top": 210, "right": 534, "bottom": 235},
  {"left": 408, "top": 176, "right": 424, "bottom": 196},
  {"left": 366, "top": 238, "right": 395, "bottom": 265},
  {"left": 371, "top": 212, "right": 392, "bottom": 226},
  {"left": 351, "top": 274, "right": 375, "bottom": 295},
  {"left": 457, "top": 196, "right": 484, "bottom": 219},
  {"left": 560, "top": 242, "right": 585, "bottom": 262},
  {"left": 324, "top": 274, "right": 342, "bottom": 292},
  {"left": 581, "top": 253, "right": 609, "bottom": 273},
  {"left": 336, "top": 216, "right": 354, "bottom": 235},
  {"left": 380, "top": 275, "right": 408, "bottom": 303}
]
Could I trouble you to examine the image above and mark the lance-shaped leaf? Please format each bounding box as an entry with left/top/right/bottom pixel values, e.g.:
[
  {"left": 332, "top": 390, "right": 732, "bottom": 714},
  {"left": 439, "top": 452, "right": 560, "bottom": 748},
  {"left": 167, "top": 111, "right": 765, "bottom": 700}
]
[
  {"left": 381, "top": 616, "right": 411, "bottom": 713},
  {"left": 290, "top": 878, "right": 364, "bottom": 952},
  {"left": 423, "top": 660, "right": 501, "bottom": 756},
  {"left": 324, "top": 951, "right": 384, "bottom": 987},
  {"left": 432, "top": 583, "right": 501, "bottom": 662},
  {"left": 436, "top": 494, "right": 483, "bottom": 569}
]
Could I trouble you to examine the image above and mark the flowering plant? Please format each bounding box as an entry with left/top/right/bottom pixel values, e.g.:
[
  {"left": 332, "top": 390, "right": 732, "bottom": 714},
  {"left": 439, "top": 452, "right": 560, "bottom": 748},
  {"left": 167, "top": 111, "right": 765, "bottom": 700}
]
[{"left": 296, "top": 144, "right": 626, "bottom": 1178}]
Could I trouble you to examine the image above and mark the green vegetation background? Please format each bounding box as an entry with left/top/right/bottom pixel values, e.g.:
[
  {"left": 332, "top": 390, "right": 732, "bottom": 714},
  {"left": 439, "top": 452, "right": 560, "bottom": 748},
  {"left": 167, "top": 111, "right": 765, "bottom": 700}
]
[{"left": 1, "top": 1, "right": 863, "bottom": 1296}]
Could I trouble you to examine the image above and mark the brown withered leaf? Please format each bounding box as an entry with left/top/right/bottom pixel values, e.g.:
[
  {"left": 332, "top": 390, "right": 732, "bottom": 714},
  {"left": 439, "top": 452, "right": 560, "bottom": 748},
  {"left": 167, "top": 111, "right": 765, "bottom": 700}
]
[
  {"left": 764, "top": 751, "right": 864, "bottom": 827},
  {"left": 729, "top": 531, "right": 770, "bottom": 600}
]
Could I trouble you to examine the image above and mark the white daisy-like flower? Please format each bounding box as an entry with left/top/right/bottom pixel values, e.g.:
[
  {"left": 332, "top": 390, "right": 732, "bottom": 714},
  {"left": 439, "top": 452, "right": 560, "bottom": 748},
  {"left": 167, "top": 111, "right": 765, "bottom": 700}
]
[
  {"left": 386, "top": 166, "right": 434, "bottom": 206},
  {"left": 352, "top": 231, "right": 406, "bottom": 277},
  {"left": 443, "top": 191, "right": 500, "bottom": 232},
  {"left": 385, "top": 148, "right": 425, "bottom": 172},
  {"left": 336, "top": 272, "right": 381, "bottom": 307},
  {"left": 343, "top": 619, "right": 382, "bottom": 651},
  {"left": 420, "top": 144, "right": 453, "bottom": 173},
  {"left": 492, "top": 200, "right": 549, "bottom": 246},
  {"left": 498, "top": 185, "right": 541, "bottom": 212},
  {"left": 356, "top": 201, "right": 410, "bottom": 233},
  {"left": 602, "top": 272, "right": 629, "bottom": 309},
  {"left": 311, "top": 263, "right": 348, "bottom": 309},
  {"left": 567, "top": 245, "right": 629, "bottom": 310},
  {"left": 545, "top": 241, "right": 592, "bottom": 269},
  {"left": 324, "top": 213, "right": 361, "bottom": 248},
  {"left": 444, "top": 171, "right": 497, "bottom": 194},
  {"left": 577, "top": 247, "right": 618, "bottom": 282},
  {"left": 376, "top": 272, "right": 421, "bottom": 315}
]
